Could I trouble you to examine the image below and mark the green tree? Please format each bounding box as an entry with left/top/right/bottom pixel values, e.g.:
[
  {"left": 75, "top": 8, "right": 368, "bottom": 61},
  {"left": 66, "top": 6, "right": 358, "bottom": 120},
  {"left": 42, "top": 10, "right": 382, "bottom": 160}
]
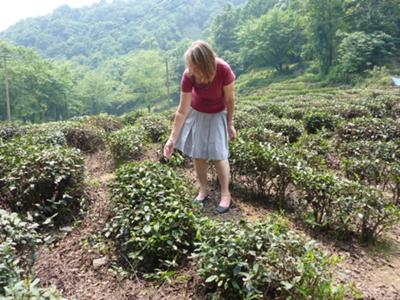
[
  {"left": 73, "top": 71, "right": 112, "bottom": 115},
  {"left": 239, "top": 8, "right": 305, "bottom": 72},
  {"left": 122, "top": 50, "right": 166, "bottom": 113},
  {"left": 210, "top": 4, "right": 240, "bottom": 54},
  {"left": 306, "top": 0, "right": 344, "bottom": 74},
  {"left": 335, "top": 31, "right": 394, "bottom": 74},
  {"left": 0, "top": 42, "right": 73, "bottom": 122}
]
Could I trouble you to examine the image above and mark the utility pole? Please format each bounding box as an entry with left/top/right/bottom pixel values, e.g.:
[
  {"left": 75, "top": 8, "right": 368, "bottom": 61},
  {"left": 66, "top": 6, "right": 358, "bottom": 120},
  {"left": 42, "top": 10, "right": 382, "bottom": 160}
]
[
  {"left": 165, "top": 59, "right": 171, "bottom": 103},
  {"left": 2, "top": 53, "right": 11, "bottom": 121}
]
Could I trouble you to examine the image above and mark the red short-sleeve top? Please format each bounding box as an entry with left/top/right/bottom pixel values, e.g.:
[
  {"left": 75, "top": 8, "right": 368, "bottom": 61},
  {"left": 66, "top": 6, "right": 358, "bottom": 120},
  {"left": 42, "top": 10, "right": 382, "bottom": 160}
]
[{"left": 180, "top": 58, "right": 235, "bottom": 113}]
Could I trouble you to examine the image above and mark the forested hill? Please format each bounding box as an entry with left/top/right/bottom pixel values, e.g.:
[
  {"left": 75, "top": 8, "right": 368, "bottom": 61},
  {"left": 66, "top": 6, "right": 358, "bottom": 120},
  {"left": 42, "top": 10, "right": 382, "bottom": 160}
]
[{"left": 0, "top": 0, "right": 246, "bottom": 65}]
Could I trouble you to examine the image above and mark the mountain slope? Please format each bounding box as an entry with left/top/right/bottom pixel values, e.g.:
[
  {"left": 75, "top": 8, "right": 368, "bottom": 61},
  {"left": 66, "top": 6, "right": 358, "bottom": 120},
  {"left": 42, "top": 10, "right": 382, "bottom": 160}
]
[{"left": 0, "top": 0, "right": 246, "bottom": 65}]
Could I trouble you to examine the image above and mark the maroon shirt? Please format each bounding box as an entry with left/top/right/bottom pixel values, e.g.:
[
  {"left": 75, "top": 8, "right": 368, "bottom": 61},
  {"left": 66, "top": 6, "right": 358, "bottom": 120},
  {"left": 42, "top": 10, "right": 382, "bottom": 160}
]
[{"left": 180, "top": 58, "right": 235, "bottom": 113}]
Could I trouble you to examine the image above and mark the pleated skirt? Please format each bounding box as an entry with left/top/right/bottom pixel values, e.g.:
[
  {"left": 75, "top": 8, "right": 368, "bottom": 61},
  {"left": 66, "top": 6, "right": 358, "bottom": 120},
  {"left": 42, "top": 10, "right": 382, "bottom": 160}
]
[{"left": 175, "top": 108, "right": 229, "bottom": 161}]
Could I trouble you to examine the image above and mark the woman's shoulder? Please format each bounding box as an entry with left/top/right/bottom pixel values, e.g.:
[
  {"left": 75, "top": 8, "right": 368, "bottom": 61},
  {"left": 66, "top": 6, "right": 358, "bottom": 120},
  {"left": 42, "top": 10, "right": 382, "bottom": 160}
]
[{"left": 216, "top": 57, "right": 231, "bottom": 69}]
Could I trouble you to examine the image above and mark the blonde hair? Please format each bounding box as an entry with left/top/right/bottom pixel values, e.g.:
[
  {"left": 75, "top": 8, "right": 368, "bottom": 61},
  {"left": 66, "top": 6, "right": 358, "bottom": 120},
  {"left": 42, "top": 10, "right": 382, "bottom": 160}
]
[{"left": 184, "top": 40, "right": 216, "bottom": 84}]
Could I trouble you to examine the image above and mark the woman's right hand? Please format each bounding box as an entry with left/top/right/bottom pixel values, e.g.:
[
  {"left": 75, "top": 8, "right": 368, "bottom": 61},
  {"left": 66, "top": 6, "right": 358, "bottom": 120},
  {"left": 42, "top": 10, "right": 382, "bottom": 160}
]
[{"left": 163, "top": 139, "right": 175, "bottom": 158}]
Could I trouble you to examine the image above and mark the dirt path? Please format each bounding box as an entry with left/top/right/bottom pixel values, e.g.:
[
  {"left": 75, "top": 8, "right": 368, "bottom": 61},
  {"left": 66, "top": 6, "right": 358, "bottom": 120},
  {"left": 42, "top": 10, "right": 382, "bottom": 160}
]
[{"left": 33, "top": 147, "right": 400, "bottom": 299}]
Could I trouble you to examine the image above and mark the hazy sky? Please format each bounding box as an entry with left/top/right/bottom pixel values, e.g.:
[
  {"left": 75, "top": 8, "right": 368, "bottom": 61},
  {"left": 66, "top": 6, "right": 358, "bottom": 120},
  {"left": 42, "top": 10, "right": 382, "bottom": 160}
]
[{"left": 0, "top": 0, "right": 105, "bottom": 32}]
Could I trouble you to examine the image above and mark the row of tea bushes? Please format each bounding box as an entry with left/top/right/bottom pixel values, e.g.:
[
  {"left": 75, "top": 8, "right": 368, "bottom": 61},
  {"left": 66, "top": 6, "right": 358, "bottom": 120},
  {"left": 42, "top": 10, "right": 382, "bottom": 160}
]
[
  {"left": 194, "top": 217, "right": 347, "bottom": 300},
  {"left": 70, "top": 113, "right": 124, "bottom": 133},
  {"left": 0, "top": 138, "right": 85, "bottom": 228},
  {"left": 105, "top": 162, "right": 348, "bottom": 299},
  {"left": 106, "top": 162, "right": 199, "bottom": 273},
  {"left": 292, "top": 167, "right": 400, "bottom": 241},
  {"left": 338, "top": 140, "right": 400, "bottom": 204},
  {"left": 25, "top": 121, "right": 106, "bottom": 153},
  {"left": 230, "top": 139, "right": 400, "bottom": 241},
  {"left": 336, "top": 117, "right": 400, "bottom": 143}
]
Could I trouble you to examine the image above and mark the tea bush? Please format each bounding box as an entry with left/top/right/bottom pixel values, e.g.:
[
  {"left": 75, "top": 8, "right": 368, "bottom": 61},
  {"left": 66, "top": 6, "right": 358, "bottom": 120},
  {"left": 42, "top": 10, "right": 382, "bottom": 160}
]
[
  {"left": 107, "top": 126, "right": 145, "bottom": 166},
  {"left": 339, "top": 140, "right": 400, "bottom": 203},
  {"left": 61, "top": 122, "right": 105, "bottom": 153},
  {"left": 336, "top": 117, "right": 400, "bottom": 142},
  {"left": 26, "top": 121, "right": 105, "bottom": 153},
  {"left": 338, "top": 104, "right": 371, "bottom": 119},
  {"left": 304, "top": 111, "right": 337, "bottom": 134},
  {"left": 2, "top": 277, "right": 65, "bottom": 300},
  {"left": 22, "top": 125, "right": 66, "bottom": 146},
  {"left": 106, "top": 162, "right": 199, "bottom": 273},
  {"left": 0, "top": 140, "right": 85, "bottom": 227},
  {"left": 233, "top": 111, "right": 260, "bottom": 130},
  {"left": 0, "top": 122, "right": 25, "bottom": 141},
  {"left": 291, "top": 134, "right": 335, "bottom": 170},
  {"left": 121, "top": 110, "right": 147, "bottom": 126},
  {"left": 230, "top": 139, "right": 296, "bottom": 205},
  {"left": 0, "top": 243, "right": 19, "bottom": 295},
  {"left": 159, "top": 134, "right": 189, "bottom": 168},
  {"left": 292, "top": 166, "right": 400, "bottom": 240},
  {"left": 194, "top": 217, "right": 346, "bottom": 300},
  {"left": 292, "top": 167, "right": 340, "bottom": 227},
  {"left": 261, "top": 117, "right": 303, "bottom": 143},
  {"left": 71, "top": 113, "right": 123, "bottom": 133},
  {"left": 239, "top": 127, "right": 288, "bottom": 145},
  {"left": 136, "top": 115, "right": 169, "bottom": 143},
  {"left": 0, "top": 209, "right": 39, "bottom": 294}
]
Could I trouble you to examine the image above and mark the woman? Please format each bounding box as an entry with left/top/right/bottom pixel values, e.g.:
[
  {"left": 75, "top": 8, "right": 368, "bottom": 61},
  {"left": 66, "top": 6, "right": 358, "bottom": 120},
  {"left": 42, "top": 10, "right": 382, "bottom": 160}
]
[{"left": 163, "top": 40, "right": 236, "bottom": 214}]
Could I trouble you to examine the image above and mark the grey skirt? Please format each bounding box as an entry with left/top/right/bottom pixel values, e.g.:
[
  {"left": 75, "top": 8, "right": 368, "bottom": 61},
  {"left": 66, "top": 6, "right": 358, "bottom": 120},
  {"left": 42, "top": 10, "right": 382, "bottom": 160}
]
[{"left": 175, "top": 108, "right": 229, "bottom": 160}]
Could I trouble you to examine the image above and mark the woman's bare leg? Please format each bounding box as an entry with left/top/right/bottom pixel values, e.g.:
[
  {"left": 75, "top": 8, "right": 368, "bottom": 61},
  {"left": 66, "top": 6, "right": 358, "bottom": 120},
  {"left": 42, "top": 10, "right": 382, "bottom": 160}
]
[
  {"left": 213, "top": 159, "right": 231, "bottom": 207},
  {"left": 193, "top": 158, "right": 208, "bottom": 200}
]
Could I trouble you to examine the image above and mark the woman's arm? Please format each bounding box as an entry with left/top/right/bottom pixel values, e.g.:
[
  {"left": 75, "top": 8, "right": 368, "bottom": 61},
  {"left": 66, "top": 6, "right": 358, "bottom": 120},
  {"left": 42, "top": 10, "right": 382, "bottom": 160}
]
[
  {"left": 164, "top": 92, "right": 192, "bottom": 158},
  {"left": 224, "top": 82, "right": 237, "bottom": 140}
]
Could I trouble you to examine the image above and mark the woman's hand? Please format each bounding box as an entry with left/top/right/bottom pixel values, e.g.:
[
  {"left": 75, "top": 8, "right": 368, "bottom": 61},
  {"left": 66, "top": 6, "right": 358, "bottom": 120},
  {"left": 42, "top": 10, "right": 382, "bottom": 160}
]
[
  {"left": 163, "top": 139, "right": 175, "bottom": 158},
  {"left": 228, "top": 125, "right": 237, "bottom": 140}
]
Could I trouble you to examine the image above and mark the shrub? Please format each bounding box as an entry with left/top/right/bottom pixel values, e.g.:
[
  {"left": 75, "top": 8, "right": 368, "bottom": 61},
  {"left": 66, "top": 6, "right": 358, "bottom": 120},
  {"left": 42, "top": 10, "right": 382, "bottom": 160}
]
[
  {"left": 136, "top": 115, "right": 169, "bottom": 143},
  {"left": 0, "top": 243, "right": 19, "bottom": 295},
  {"left": 61, "top": 122, "right": 105, "bottom": 153},
  {"left": 2, "top": 277, "right": 65, "bottom": 300},
  {"left": 239, "top": 127, "right": 288, "bottom": 145},
  {"left": 336, "top": 117, "right": 400, "bottom": 142},
  {"left": 0, "top": 140, "right": 85, "bottom": 227},
  {"left": 159, "top": 134, "right": 189, "bottom": 168},
  {"left": 292, "top": 167, "right": 340, "bottom": 226},
  {"left": 339, "top": 104, "right": 371, "bottom": 119},
  {"left": 121, "top": 110, "right": 147, "bottom": 126},
  {"left": 26, "top": 121, "right": 105, "bottom": 153},
  {"left": 71, "top": 113, "right": 124, "bottom": 133},
  {"left": 230, "top": 140, "right": 296, "bottom": 205},
  {"left": 291, "top": 134, "right": 335, "bottom": 170},
  {"left": 262, "top": 117, "right": 303, "bottom": 143},
  {"left": 0, "top": 210, "right": 39, "bottom": 294},
  {"left": 0, "top": 122, "right": 25, "bottom": 141},
  {"left": 342, "top": 158, "right": 388, "bottom": 187},
  {"left": 194, "top": 217, "right": 346, "bottom": 300},
  {"left": 233, "top": 111, "right": 260, "bottom": 130},
  {"left": 107, "top": 126, "right": 145, "bottom": 166},
  {"left": 292, "top": 165, "right": 400, "bottom": 240},
  {"left": 106, "top": 162, "right": 199, "bottom": 273},
  {"left": 304, "top": 111, "right": 336, "bottom": 134},
  {"left": 23, "top": 125, "right": 66, "bottom": 146}
]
